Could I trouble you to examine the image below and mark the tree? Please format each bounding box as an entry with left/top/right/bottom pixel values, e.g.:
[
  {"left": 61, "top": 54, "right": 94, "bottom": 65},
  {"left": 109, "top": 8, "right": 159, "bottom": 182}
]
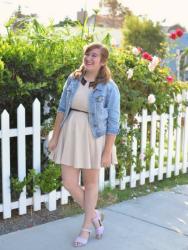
[
  {"left": 104, "top": 0, "right": 132, "bottom": 17},
  {"left": 55, "top": 17, "right": 78, "bottom": 27},
  {"left": 122, "top": 14, "right": 167, "bottom": 58}
]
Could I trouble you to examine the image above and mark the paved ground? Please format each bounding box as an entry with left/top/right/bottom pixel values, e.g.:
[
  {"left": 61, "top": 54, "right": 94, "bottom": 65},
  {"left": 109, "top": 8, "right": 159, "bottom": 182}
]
[{"left": 0, "top": 185, "right": 188, "bottom": 250}]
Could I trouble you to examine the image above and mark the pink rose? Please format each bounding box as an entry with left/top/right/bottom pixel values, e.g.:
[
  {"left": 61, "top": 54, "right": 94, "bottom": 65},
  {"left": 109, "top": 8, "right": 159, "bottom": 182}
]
[
  {"left": 166, "top": 76, "right": 173, "bottom": 83},
  {"left": 142, "top": 52, "right": 153, "bottom": 61},
  {"left": 147, "top": 54, "right": 153, "bottom": 61},
  {"left": 169, "top": 32, "right": 177, "bottom": 40},
  {"left": 176, "top": 28, "right": 184, "bottom": 37}
]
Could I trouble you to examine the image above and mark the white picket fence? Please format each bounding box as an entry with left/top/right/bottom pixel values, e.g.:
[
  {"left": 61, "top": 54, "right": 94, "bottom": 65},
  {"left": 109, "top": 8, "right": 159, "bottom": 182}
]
[{"left": 0, "top": 98, "right": 188, "bottom": 219}]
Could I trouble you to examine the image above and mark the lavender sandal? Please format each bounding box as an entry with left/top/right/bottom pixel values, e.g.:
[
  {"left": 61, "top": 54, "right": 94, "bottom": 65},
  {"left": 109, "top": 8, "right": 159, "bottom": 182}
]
[
  {"left": 92, "top": 210, "right": 104, "bottom": 239},
  {"left": 73, "top": 228, "right": 92, "bottom": 247}
]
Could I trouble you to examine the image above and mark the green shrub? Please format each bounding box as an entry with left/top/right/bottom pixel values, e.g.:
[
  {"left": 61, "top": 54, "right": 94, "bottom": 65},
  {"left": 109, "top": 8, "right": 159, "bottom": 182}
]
[{"left": 11, "top": 162, "right": 62, "bottom": 199}]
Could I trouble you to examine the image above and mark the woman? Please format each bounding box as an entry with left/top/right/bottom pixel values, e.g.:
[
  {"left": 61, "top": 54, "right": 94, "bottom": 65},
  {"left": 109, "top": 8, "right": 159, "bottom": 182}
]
[{"left": 48, "top": 42, "right": 120, "bottom": 247}]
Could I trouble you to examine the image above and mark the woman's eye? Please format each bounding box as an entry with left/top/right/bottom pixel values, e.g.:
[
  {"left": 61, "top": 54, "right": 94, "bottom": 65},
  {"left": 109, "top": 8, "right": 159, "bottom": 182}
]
[{"left": 85, "top": 53, "right": 99, "bottom": 58}]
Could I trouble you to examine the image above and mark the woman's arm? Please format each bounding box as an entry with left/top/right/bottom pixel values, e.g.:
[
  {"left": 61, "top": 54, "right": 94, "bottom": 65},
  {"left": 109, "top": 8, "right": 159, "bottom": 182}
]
[
  {"left": 102, "top": 82, "right": 120, "bottom": 167},
  {"left": 51, "top": 112, "right": 64, "bottom": 140},
  {"left": 106, "top": 83, "right": 120, "bottom": 135},
  {"left": 103, "top": 134, "right": 116, "bottom": 154},
  {"left": 48, "top": 112, "right": 64, "bottom": 151},
  {"left": 101, "top": 134, "right": 116, "bottom": 167}
]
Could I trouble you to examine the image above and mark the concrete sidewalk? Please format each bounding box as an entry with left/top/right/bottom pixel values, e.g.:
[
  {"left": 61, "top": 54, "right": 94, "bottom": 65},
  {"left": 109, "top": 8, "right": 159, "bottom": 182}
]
[{"left": 0, "top": 185, "right": 188, "bottom": 250}]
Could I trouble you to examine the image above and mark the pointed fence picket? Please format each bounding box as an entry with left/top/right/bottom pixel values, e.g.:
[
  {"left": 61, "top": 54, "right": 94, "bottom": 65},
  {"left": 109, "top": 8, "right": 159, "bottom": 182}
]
[
  {"left": 17, "top": 104, "right": 27, "bottom": 215},
  {"left": 1, "top": 96, "right": 188, "bottom": 219},
  {"left": 175, "top": 105, "right": 182, "bottom": 176},
  {"left": 1, "top": 110, "right": 11, "bottom": 218},
  {"left": 149, "top": 110, "right": 157, "bottom": 182}
]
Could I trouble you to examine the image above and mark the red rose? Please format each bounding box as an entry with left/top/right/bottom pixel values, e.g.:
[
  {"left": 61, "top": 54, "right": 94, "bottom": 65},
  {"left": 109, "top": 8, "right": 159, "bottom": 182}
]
[
  {"left": 142, "top": 52, "right": 152, "bottom": 61},
  {"left": 147, "top": 54, "right": 153, "bottom": 61},
  {"left": 176, "top": 28, "right": 184, "bottom": 37},
  {"left": 169, "top": 32, "right": 177, "bottom": 40},
  {"left": 166, "top": 76, "right": 173, "bottom": 83}
]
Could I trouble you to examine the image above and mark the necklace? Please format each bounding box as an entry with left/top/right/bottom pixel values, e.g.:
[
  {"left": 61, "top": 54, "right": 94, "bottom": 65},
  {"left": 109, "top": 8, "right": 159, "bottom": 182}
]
[{"left": 81, "top": 77, "right": 95, "bottom": 88}]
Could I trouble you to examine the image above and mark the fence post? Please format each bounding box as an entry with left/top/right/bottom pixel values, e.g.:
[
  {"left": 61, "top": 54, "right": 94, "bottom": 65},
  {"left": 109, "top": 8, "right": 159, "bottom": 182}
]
[
  {"left": 140, "top": 109, "right": 147, "bottom": 185},
  {"left": 99, "top": 168, "right": 105, "bottom": 192},
  {"left": 1, "top": 110, "right": 11, "bottom": 219},
  {"left": 182, "top": 105, "right": 188, "bottom": 173},
  {"left": 130, "top": 115, "right": 138, "bottom": 188},
  {"left": 119, "top": 116, "right": 127, "bottom": 190},
  {"left": 158, "top": 113, "right": 166, "bottom": 180},
  {"left": 61, "top": 186, "right": 70, "bottom": 205},
  {"left": 109, "top": 164, "right": 116, "bottom": 189},
  {"left": 149, "top": 110, "right": 157, "bottom": 182},
  {"left": 166, "top": 105, "right": 174, "bottom": 178},
  {"left": 32, "top": 99, "right": 41, "bottom": 211},
  {"left": 17, "top": 104, "right": 27, "bottom": 215},
  {"left": 175, "top": 104, "right": 182, "bottom": 175}
]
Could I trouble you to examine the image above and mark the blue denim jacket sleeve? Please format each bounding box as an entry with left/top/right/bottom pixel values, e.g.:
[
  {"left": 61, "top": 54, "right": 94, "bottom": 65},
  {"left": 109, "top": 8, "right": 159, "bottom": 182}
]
[
  {"left": 57, "top": 76, "right": 71, "bottom": 113},
  {"left": 106, "top": 82, "right": 120, "bottom": 135}
]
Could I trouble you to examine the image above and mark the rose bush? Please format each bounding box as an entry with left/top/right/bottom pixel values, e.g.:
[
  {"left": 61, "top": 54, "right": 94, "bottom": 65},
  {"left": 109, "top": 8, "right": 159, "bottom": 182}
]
[
  {"left": 108, "top": 41, "right": 188, "bottom": 177},
  {"left": 109, "top": 44, "right": 188, "bottom": 125}
]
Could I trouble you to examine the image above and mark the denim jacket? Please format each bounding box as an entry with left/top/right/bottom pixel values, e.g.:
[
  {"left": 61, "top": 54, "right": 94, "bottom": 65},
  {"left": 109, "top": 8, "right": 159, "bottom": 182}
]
[{"left": 57, "top": 75, "right": 120, "bottom": 138}]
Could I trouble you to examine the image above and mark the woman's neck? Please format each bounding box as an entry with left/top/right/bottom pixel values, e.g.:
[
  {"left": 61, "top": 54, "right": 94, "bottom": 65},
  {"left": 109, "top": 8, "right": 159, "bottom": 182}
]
[{"left": 84, "top": 71, "right": 98, "bottom": 82}]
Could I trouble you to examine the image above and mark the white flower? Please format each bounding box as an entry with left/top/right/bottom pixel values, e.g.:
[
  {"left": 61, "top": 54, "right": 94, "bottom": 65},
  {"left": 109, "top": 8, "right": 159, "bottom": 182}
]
[
  {"left": 148, "top": 56, "right": 160, "bottom": 72},
  {"left": 139, "top": 153, "right": 146, "bottom": 161},
  {"left": 132, "top": 47, "right": 140, "bottom": 56},
  {"left": 148, "top": 62, "right": 156, "bottom": 72},
  {"left": 127, "top": 68, "right": 134, "bottom": 79},
  {"left": 148, "top": 94, "right": 156, "bottom": 104},
  {"left": 175, "top": 93, "right": 182, "bottom": 103},
  {"left": 152, "top": 56, "right": 160, "bottom": 66}
]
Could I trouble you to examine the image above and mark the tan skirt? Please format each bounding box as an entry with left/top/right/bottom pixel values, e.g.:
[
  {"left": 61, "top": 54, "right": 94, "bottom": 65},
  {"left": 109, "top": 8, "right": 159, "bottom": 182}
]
[{"left": 48, "top": 110, "right": 118, "bottom": 169}]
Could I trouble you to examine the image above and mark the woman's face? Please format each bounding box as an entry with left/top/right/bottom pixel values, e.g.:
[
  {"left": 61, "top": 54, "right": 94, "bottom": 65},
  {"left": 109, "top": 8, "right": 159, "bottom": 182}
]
[{"left": 83, "top": 48, "right": 104, "bottom": 74}]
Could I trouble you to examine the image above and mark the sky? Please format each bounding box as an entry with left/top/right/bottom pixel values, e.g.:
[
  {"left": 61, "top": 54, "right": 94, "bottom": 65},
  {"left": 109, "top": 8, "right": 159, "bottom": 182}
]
[{"left": 0, "top": 0, "right": 188, "bottom": 31}]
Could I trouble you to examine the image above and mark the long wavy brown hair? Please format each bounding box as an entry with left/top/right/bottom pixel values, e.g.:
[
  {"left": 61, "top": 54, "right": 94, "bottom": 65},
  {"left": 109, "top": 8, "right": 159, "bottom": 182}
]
[{"left": 72, "top": 42, "right": 111, "bottom": 88}]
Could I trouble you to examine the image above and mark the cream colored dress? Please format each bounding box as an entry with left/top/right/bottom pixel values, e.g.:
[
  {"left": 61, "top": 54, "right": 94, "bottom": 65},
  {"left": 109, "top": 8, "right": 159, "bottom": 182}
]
[{"left": 49, "top": 81, "right": 118, "bottom": 169}]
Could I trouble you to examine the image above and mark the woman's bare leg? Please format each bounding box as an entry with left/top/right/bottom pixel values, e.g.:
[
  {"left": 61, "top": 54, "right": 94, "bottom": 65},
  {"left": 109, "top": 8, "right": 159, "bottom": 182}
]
[
  {"left": 62, "top": 165, "right": 100, "bottom": 241},
  {"left": 79, "top": 169, "right": 100, "bottom": 238},
  {"left": 61, "top": 164, "right": 84, "bottom": 208}
]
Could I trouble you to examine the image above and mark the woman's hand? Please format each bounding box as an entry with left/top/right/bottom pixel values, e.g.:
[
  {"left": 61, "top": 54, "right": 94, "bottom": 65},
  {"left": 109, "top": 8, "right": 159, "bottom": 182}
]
[
  {"left": 48, "top": 137, "right": 58, "bottom": 152},
  {"left": 101, "top": 150, "right": 112, "bottom": 168}
]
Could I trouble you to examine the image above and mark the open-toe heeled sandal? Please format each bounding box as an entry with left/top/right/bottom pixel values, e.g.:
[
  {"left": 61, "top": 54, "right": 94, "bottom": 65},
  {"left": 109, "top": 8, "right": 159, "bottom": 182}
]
[
  {"left": 92, "top": 210, "right": 104, "bottom": 239},
  {"left": 73, "top": 228, "right": 92, "bottom": 247}
]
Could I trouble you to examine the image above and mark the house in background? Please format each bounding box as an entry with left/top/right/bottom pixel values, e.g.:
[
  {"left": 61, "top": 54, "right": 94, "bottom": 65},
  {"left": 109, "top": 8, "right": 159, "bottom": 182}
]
[
  {"left": 77, "top": 8, "right": 123, "bottom": 46},
  {"left": 77, "top": 8, "right": 124, "bottom": 28},
  {"left": 87, "top": 14, "right": 124, "bottom": 29}
]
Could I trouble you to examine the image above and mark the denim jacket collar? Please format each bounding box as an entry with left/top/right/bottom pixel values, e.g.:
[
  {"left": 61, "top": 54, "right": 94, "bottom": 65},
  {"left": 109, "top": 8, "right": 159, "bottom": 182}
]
[{"left": 95, "top": 83, "right": 104, "bottom": 91}]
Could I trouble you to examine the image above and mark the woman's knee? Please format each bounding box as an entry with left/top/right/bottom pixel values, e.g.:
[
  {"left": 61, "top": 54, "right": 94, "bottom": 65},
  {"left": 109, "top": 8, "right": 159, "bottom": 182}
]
[
  {"left": 84, "top": 182, "right": 98, "bottom": 190},
  {"left": 62, "top": 179, "right": 77, "bottom": 191},
  {"left": 61, "top": 164, "right": 80, "bottom": 191}
]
